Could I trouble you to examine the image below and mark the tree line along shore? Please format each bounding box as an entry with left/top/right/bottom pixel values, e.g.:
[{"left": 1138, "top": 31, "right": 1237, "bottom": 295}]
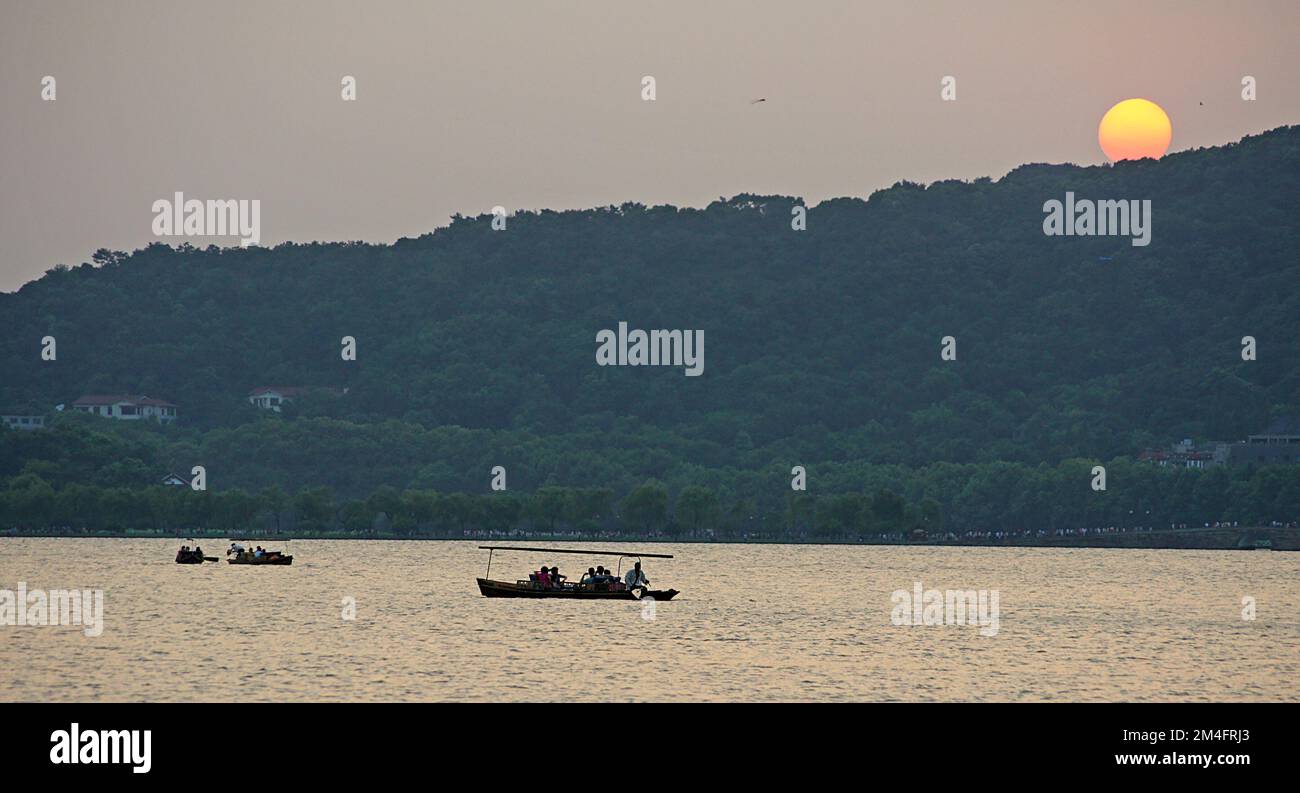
[{"left": 2, "top": 468, "right": 1296, "bottom": 550}]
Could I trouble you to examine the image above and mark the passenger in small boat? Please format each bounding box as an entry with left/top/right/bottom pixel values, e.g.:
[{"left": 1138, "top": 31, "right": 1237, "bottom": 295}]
[
  {"left": 536, "top": 566, "right": 551, "bottom": 588},
  {"left": 581, "top": 567, "right": 596, "bottom": 584},
  {"left": 550, "top": 567, "right": 565, "bottom": 588},
  {"left": 194, "top": 545, "right": 204, "bottom": 558},
  {"left": 625, "top": 561, "right": 650, "bottom": 589},
  {"left": 228, "top": 542, "right": 245, "bottom": 557}
]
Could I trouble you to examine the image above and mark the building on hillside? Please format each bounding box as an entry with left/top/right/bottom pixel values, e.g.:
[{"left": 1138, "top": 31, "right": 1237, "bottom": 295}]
[
  {"left": 160, "top": 465, "right": 192, "bottom": 483},
  {"left": 1138, "top": 438, "right": 1225, "bottom": 469},
  {"left": 248, "top": 386, "right": 310, "bottom": 412},
  {"left": 248, "top": 386, "right": 346, "bottom": 412},
  {"left": 1225, "top": 417, "right": 1300, "bottom": 466},
  {"left": 72, "top": 394, "right": 178, "bottom": 423},
  {"left": 1, "top": 414, "right": 46, "bottom": 431}
]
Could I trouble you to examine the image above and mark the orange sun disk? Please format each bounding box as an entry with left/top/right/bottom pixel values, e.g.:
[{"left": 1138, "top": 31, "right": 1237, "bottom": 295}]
[{"left": 1098, "top": 98, "right": 1172, "bottom": 161}]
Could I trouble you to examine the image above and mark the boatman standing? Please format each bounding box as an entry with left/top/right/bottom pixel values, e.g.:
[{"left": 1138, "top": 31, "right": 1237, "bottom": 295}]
[{"left": 624, "top": 561, "right": 649, "bottom": 590}]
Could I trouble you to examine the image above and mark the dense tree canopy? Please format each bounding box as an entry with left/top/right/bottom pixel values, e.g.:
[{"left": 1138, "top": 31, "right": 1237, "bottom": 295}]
[{"left": 1, "top": 126, "right": 1297, "bottom": 534}]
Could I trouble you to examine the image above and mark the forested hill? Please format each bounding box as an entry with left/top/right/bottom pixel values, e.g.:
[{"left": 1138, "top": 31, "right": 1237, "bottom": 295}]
[{"left": 1, "top": 125, "right": 1298, "bottom": 489}]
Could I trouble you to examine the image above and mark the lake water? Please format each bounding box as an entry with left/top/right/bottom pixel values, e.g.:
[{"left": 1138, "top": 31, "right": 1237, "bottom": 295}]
[{"left": 1, "top": 538, "right": 1296, "bottom": 702}]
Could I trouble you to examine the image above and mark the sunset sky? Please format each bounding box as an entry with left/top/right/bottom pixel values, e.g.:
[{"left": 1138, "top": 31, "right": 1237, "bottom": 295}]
[{"left": 1, "top": 0, "right": 1297, "bottom": 291}]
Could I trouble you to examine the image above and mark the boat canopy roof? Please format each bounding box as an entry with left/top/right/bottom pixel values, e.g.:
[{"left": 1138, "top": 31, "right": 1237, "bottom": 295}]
[{"left": 478, "top": 545, "right": 673, "bottom": 559}]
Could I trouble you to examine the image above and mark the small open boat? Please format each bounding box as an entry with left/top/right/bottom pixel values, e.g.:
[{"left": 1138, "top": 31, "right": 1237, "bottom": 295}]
[
  {"left": 476, "top": 577, "right": 677, "bottom": 599},
  {"left": 476, "top": 545, "right": 678, "bottom": 600},
  {"left": 175, "top": 549, "right": 217, "bottom": 564},
  {"left": 227, "top": 550, "right": 293, "bottom": 565}
]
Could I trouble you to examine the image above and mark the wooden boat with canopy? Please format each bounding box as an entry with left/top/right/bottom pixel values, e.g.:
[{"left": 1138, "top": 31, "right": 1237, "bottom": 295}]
[{"left": 476, "top": 546, "right": 679, "bottom": 600}]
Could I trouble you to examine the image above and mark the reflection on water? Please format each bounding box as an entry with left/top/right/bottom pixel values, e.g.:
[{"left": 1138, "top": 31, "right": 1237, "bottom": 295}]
[{"left": 1, "top": 538, "right": 1296, "bottom": 702}]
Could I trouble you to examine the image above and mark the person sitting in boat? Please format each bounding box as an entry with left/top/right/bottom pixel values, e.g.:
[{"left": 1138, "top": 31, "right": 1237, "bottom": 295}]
[
  {"left": 550, "top": 567, "right": 565, "bottom": 588},
  {"left": 193, "top": 545, "right": 204, "bottom": 558},
  {"left": 536, "top": 566, "right": 551, "bottom": 588},
  {"left": 580, "top": 567, "right": 596, "bottom": 584},
  {"left": 228, "top": 542, "right": 245, "bottom": 557},
  {"left": 624, "top": 561, "right": 650, "bottom": 590}
]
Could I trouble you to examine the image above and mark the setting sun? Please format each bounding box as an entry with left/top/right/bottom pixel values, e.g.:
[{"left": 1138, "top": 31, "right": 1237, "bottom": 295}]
[{"left": 1098, "top": 98, "right": 1172, "bottom": 161}]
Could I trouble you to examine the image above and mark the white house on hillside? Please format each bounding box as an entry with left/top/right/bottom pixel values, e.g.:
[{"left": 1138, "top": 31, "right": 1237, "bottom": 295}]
[
  {"left": 73, "top": 394, "right": 178, "bottom": 423},
  {"left": 248, "top": 386, "right": 345, "bottom": 412},
  {"left": 248, "top": 386, "right": 311, "bottom": 412},
  {"left": 1, "top": 414, "right": 46, "bottom": 431}
]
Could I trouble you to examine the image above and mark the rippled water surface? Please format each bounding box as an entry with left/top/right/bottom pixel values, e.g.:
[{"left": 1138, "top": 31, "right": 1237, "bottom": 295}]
[{"left": 1, "top": 538, "right": 1296, "bottom": 702}]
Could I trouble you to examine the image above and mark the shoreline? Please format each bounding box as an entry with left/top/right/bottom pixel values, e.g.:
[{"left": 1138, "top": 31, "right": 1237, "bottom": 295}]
[{"left": 4, "top": 526, "right": 1297, "bottom": 551}]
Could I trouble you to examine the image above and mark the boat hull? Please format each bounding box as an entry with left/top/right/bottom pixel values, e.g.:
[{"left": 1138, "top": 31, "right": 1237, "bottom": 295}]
[
  {"left": 175, "top": 552, "right": 216, "bottom": 564},
  {"left": 477, "top": 578, "right": 677, "bottom": 600},
  {"left": 228, "top": 556, "right": 293, "bottom": 565}
]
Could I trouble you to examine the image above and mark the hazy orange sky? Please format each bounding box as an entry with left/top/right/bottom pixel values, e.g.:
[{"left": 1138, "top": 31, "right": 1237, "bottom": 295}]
[{"left": 1, "top": 0, "right": 1297, "bottom": 291}]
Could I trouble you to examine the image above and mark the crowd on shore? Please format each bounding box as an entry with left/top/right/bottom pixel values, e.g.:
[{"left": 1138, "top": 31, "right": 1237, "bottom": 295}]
[
  {"left": 863, "top": 520, "right": 1298, "bottom": 544},
  {"left": 6, "top": 520, "right": 1298, "bottom": 544}
]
